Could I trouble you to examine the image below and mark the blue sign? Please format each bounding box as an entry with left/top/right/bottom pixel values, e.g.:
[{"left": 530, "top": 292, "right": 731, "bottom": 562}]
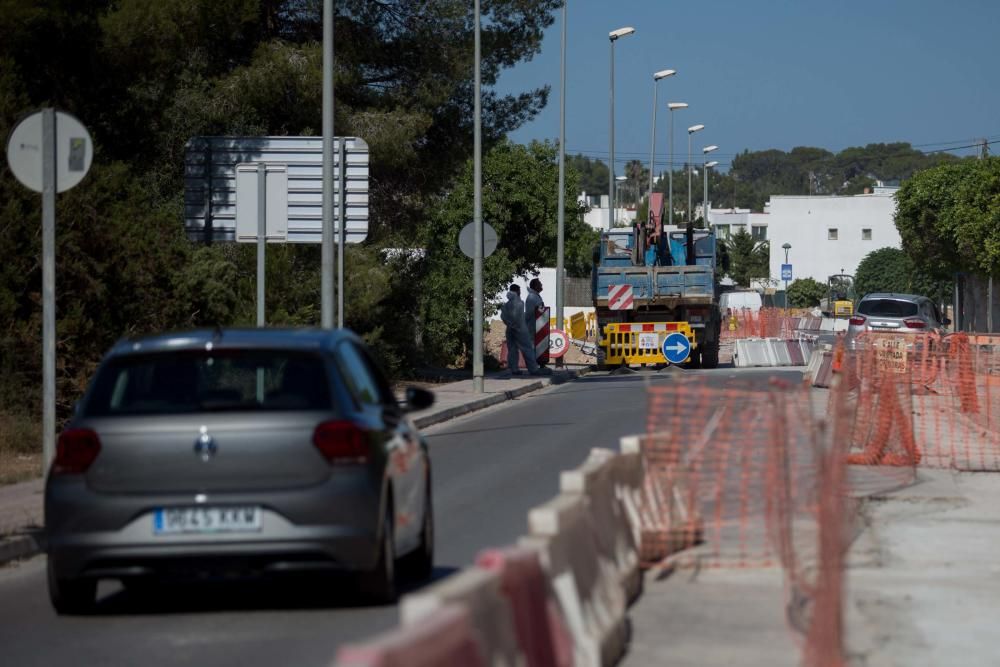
[
  {"left": 781, "top": 264, "right": 793, "bottom": 281},
  {"left": 662, "top": 332, "right": 691, "bottom": 364}
]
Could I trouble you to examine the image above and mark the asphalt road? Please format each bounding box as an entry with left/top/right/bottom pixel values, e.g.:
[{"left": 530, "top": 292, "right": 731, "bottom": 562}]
[{"left": 0, "top": 366, "right": 798, "bottom": 667}]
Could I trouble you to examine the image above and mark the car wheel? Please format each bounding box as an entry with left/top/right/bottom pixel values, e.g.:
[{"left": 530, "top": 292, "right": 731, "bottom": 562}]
[
  {"left": 401, "top": 474, "right": 434, "bottom": 581},
  {"left": 47, "top": 558, "right": 96, "bottom": 615},
  {"left": 360, "top": 501, "right": 397, "bottom": 604}
]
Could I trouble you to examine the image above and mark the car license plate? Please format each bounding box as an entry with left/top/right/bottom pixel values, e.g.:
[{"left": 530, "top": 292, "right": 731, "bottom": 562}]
[
  {"left": 153, "top": 506, "right": 261, "bottom": 535},
  {"left": 638, "top": 333, "right": 659, "bottom": 350}
]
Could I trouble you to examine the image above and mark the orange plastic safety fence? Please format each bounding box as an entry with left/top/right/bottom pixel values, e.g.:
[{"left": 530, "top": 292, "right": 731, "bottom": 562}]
[
  {"left": 641, "top": 376, "right": 849, "bottom": 666},
  {"left": 720, "top": 308, "right": 824, "bottom": 342}
]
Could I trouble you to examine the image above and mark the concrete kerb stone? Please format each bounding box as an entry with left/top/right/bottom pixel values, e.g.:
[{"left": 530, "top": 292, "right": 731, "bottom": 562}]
[
  {"left": 411, "top": 367, "right": 593, "bottom": 430},
  {"left": 400, "top": 566, "right": 525, "bottom": 667},
  {"left": 560, "top": 448, "right": 642, "bottom": 605},
  {"left": 524, "top": 492, "right": 628, "bottom": 667},
  {"left": 0, "top": 533, "right": 43, "bottom": 566}
]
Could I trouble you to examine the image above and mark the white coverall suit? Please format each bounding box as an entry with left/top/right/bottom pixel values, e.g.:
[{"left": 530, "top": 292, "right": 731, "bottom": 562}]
[{"left": 501, "top": 291, "right": 539, "bottom": 373}]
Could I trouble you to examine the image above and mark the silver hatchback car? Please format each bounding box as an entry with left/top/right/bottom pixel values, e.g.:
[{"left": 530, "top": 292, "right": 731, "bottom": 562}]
[
  {"left": 45, "top": 328, "right": 435, "bottom": 614},
  {"left": 845, "top": 293, "right": 950, "bottom": 347}
]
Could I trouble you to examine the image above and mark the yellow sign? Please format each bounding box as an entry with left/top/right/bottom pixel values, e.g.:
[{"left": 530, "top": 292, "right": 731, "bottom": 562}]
[{"left": 874, "top": 336, "right": 908, "bottom": 374}]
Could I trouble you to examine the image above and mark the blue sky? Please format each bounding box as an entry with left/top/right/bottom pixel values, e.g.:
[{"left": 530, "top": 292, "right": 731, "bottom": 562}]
[{"left": 495, "top": 0, "right": 1000, "bottom": 173}]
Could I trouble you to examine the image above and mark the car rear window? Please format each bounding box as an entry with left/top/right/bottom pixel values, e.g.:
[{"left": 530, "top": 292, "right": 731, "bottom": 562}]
[
  {"left": 84, "top": 350, "right": 332, "bottom": 416},
  {"left": 857, "top": 299, "right": 919, "bottom": 317}
]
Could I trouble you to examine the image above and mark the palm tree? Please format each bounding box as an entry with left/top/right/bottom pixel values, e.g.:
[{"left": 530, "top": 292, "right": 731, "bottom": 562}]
[{"left": 724, "top": 227, "right": 770, "bottom": 287}]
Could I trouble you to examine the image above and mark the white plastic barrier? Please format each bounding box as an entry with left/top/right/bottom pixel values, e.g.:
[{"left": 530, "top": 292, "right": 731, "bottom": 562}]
[
  {"left": 521, "top": 493, "right": 628, "bottom": 667},
  {"left": 400, "top": 567, "right": 525, "bottom": 667},
  {"left": 559, "top": 448, "right": 641, "bottom": 603}
]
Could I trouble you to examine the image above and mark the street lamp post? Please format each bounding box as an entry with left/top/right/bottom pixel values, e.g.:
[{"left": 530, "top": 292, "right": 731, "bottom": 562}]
[
  {"left": 614, "top": 175, "right": 627, "bottom": 227},
  {"left": 782, "top": 242, "right": 792, "bottom": 315},
  {"left": 473, "top": 0, "right": 484, "bottom": 393},
  {"left": 702, "top": 145, "right": 718, "bottom": 228},
  {"left": 556, "top": 0, "right": 567, "bottom": 358},
  {"left": 609, "top": 27, "right": 635, "bottom": 236},
  {"left": 648, "top": 70, "right": 676, "bottom": 207},
  {"left": 687, "top": 124, "right": 705, "bottom": 225},
  {"left": 667, "top": 102, "right": 688, "bottom": 228}
]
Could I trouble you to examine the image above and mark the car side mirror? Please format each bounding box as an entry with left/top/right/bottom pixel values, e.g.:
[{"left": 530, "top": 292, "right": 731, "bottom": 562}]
[{"left": 402, "top": 386, "right": 435, "bottom": 412}]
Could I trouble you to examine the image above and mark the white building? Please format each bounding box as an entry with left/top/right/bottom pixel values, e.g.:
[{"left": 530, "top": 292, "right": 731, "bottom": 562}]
[
  {"left": 707, "top": 188, "right": 900, "bottom": 285},
  {"left": 580, "top": 193, "right": 637, "bottom": 232}
]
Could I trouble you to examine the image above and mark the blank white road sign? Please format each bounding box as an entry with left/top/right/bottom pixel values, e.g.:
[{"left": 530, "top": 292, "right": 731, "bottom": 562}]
[
  {"left": 235, "top": 164, "right": 288, "bottom": 242},
  {"left": 185, "top": 136, "right": 369, "bottom": 244},
  {"left": 6, "top": 110, "right": 93, "bottom": 193}
]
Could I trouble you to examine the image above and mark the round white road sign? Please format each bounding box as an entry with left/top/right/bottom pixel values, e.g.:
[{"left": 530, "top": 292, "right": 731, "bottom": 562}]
[
  {"left": 549, "top": 328, "right": 569, "bottom": 359},
  {"left": 6, "top": 110, "right": 93, "bottom": 193},
  {"left": 458, "top": 222, "right": 498, "bottom": 259}
]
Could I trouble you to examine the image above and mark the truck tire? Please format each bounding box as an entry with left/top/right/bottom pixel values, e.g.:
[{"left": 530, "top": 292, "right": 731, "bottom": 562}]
[
  {"left": 687, "top": 348, "right": 702, "bottom": 369},
  {"left": 702, "top": 343, "right": 720, "bottom": 369}
]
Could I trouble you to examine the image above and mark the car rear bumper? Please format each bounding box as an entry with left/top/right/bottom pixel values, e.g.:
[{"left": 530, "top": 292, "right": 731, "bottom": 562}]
[{"left": 46, "top": 475, "right": 384, "bottom": 580}]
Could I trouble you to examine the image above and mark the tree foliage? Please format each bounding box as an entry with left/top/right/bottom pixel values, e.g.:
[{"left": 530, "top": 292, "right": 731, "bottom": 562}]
[
  {"left": 895, "top": 157, "right": 1000, "bottom": 281},
  {"left": 723, "top": 228, "right": 769, "bottom": 287},
  {"left": 854, "top": 247, "right": 953, "bottom": 305},
  {"left": 786, "top": 277, "right": 827, "bottom": 308},
  {"left": 419, "top": 140, "right": 594, "bottom": 365},
  {"left": 0, "top": 0, "right": 564, "bottom": 418}
]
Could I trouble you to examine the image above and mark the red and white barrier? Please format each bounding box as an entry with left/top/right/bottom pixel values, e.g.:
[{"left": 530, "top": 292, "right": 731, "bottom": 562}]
[
  {"left": 333, "top": 604, "right": 486, "bottom": 667},
  {"left": 535, "top": 306, "right": 550, "bottom": 365},
  {"left": 560, "top": 448, "right": 641, "bottom": 603},
  {"left": 400, "top": 567, "right": 525, "bottom": 667},
  {"left": 476, "top": 546, "right": 574, "bottom": 667},
  {"left": 522, "top": 492, "right": 628, "bottom": 667}
]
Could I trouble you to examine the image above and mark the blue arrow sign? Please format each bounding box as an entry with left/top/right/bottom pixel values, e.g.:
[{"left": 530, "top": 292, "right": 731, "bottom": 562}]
[{"left": 662, "top": 332, "right": 691, "bottom": 364}]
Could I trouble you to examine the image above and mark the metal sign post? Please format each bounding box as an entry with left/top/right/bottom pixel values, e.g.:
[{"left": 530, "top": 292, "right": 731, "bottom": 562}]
[
  {"left": 322, "top": 0, "right": 335, "bottom": 328},
  {"left": 257, "top": 164, "right": 266, "bottom": 326},
  {"left": 338, "top": 139, "right": 347, "bottom": 328},
  {"left": 41, "top": 110, "right": 56, "bottom": 474},
  {"left": 6, "top": 108, "right": 93, "bottom": 472}
]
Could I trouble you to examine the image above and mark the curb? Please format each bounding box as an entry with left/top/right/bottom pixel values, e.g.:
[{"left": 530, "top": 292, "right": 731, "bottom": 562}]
[
  {"left": 0, "top": 532, "right": 43, "bottom": 567},
  {"left": 413, "top": 366, "right": 592, "bottom": 430}
]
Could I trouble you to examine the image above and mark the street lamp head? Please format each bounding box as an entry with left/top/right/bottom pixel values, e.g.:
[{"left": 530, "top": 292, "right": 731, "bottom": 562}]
[
  {"left": 615, "top": 175, "right": 627, "bottom": 182},
  {"left": 653, "top": 69, "right": 676, "bottom": 81},
  {"left": 782, "top": 242, "right": 792, "bottom": 250},
  {"left": 702, "top": 145, "right": 719, "bottom": 154},
  {"left": 609, "top": 27, "right": 636, "bottom": 40},
  {"left": 706, "top": 160, "right": 719, "bottom": 168},
  {"left": 687, "top": 124, "right": 705, "bottom": 134},
  {"left": 668, "top": 102, "right": 688, "bottom": 111}
]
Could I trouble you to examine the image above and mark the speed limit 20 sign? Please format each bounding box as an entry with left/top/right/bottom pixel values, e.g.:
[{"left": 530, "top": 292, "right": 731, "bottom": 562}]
[{"left": 549, "top": 329, "right": 569, "bottom": 359}]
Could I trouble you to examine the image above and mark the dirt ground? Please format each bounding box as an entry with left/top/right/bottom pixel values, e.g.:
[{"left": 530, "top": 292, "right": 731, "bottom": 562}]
[{"left": 486, "top": 321, "right": 596, "bottom": 367}]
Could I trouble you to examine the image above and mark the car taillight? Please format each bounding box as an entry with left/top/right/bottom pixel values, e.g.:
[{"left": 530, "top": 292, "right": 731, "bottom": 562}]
[
  {"left": 51, "top": 428, "right": 101, "bottom": 475},
  {"left": 849, "top": 315, "right": 866, "bottom": 326},
  {"left": 313, "top": 420, "right": 370, "bottom": 464},
  {"left": 903, "top": 318, "right": 927, "bottom": 329}
]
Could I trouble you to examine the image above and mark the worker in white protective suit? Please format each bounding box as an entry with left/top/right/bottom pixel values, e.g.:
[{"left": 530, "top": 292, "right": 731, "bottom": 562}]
[
  {"left": 524, "top": 278, "right": 545, "bottom": 346},
  {"left": 500, "top": 285, "right": 548, "bottom": 376}
]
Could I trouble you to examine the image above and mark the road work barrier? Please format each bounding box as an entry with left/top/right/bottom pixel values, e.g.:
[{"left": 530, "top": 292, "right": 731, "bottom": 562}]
[
  {"left": 522, "top": 491, "right": 628, "bottom": 667},
  {"left": 334, "top": 604, "right": 486, "bottom": 667},
  {"left": 476, "top": 547, "right": 573, "bottom": 667},
  {"left": 733, "top": 338, "right": 815, "bottom": 368},
  {"left": 400, "top": 567, "right": 524, "bottom": 667},
  {"left": 639, "top": 375, "right": 853, "bottom": 667},
  {"left": 560, "top": 448, "right": 641, "bottom": 603},
  {"left": 600, "top": 321, "right": 694, "bottom": 367}
]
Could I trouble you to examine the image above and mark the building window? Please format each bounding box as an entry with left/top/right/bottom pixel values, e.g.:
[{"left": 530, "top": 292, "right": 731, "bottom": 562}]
[
  {"left": 828, "top": 228, "right": 838, "bottom": 240},
  {"left": 862, "top": 228, "right": 872, "bottom": 240},
  {"left": 715, "top": 224, "right": 730, "bottom": 238},
  {"left": 751, "top": 225, "right": 767, "bottom": 241}
]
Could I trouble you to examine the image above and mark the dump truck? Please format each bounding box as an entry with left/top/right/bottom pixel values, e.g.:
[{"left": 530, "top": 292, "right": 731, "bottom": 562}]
[{"left": 591, "top": 219, "right": 723, "bottom": 369}]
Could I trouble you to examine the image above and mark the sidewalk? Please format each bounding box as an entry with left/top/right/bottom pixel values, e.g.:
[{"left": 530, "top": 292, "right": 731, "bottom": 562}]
[
  {"left": 0, "top": 364, "right": 590, "bottom": 567},
  {"left": 844, "top": 470, "right": 1000, "bottom": 667}
]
